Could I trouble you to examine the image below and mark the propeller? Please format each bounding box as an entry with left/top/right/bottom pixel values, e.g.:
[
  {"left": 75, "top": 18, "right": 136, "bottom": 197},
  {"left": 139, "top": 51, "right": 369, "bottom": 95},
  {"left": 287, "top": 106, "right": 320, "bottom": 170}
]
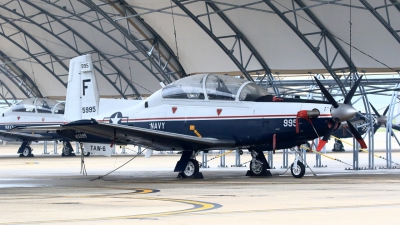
[
  {"left": 369, "top": 103, "right": 400, "bottom": 132},
  {"left": 314, "top": 76, "right": 367, "bottom": 151}
]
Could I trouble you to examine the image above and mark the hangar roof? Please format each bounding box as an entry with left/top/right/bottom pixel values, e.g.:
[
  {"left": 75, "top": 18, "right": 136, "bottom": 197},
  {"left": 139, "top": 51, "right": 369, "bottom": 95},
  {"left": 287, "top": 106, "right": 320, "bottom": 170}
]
[{"left": 0, "top": 0, "right": 399, "bottom": 102}]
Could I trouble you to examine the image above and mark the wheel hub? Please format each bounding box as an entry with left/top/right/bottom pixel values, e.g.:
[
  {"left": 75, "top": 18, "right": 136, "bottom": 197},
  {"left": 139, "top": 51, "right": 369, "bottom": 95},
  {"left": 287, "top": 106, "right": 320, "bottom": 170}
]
[
  {"left": 292, "top": 164, "right": 302, "bottom": 175},
  {"left": 22, "top": 147, "right": 30, "bottom": 156},
  {"left": 63, "top": 147, "right": 70, "bottom": 155},
  {"left": 251, "top": 161, "right": 263, "bottom": 174},
  {"left": 184, "top": 161, "right": 195, "bottom": 177}
]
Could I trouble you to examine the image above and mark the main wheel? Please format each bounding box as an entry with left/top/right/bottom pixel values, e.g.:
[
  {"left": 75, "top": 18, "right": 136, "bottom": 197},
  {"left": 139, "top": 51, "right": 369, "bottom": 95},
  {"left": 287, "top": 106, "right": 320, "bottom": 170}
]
[
  {"left": 20, "top": 147, "right": 33, "bottom": 157},
  {"left": 182, "top": 159, "right": 199, "bottom": 178},
  {"left": 250, "top": 160, "right": 263, "bottom": 175},
  {"left": 62, "top": 146, "right": 71, "bottom": 156},
  {"left": 291, "top": 161, "right": 305, "bottom": 178}
]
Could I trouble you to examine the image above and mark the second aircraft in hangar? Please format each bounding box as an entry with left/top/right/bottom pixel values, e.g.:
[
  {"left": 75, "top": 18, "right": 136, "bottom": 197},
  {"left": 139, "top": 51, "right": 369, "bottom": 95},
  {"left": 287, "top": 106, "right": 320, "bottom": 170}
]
[
  {"left": 0, "top": 97, "right": 79, "bottom": 157},
  {"left": 21, "top": 54, "right": 367, "bottom": 178}
]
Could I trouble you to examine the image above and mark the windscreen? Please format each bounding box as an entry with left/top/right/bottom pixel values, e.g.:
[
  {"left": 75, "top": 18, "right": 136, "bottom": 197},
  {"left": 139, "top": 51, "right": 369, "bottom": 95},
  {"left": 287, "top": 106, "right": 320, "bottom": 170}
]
[
  {"left": 205, "top": 74, "right": 246, "bottom": 100},
  {"left": 162, "top": 74, "right": 205, "bottom": 99}
]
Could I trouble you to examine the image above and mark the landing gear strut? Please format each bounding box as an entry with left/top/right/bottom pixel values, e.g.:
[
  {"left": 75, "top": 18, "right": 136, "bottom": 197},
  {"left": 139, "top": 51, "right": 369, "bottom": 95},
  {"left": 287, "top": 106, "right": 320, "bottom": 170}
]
[
  {"left": 174, "top": 151, "right": 203, "bottom": 179},
  {"left": 290, "top": 145, "right": 311, "bottom": 178},
  {"left": 246, "top": 150, "right": 272, "bottom": 177},
  {"left": 18, "top": 141, "right": 34, "bottom": 157},
  {"left": 61, "top": 141, "right": 76, "bottom": 157}
]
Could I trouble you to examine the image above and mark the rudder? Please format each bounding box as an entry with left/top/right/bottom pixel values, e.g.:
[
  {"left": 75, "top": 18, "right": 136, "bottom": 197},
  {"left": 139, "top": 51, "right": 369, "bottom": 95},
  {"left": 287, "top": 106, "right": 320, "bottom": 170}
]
[{"left": 64, "top": 54, "right": 100, "bottom": 122}]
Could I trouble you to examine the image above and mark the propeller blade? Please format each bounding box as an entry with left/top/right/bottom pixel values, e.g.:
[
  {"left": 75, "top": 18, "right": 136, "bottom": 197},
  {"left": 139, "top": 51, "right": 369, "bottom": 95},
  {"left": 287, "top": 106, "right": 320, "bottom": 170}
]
[
  {"left": 343, "top": 76, "right": 363, "bottom": 105},
  {"left": 369, "top": 102, "right": 381, "bottom": 117},
  {"left": 317, "top": 119, "right": 339, "bottom": 151},
  {"left": 314, "top": 77, "right": 339, "bottom": 108},
  {"left": 346, "top": 121, "right": 367, "bottom": 149},
  {"left": 392, "top": 124, "right": 400, "bottom": 132},
  {"left": 383, "top": 105, "right": 389, "bottom": 116}
]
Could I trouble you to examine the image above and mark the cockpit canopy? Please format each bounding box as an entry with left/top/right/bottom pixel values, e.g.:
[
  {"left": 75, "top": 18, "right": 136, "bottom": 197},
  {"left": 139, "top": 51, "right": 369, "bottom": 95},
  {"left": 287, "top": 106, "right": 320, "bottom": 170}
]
[
  {"left": 162, "top": 74, "right": 270, "bottom": 101},
  {"left": 11, "top": 98, "right": 65, "bottom": 114}
]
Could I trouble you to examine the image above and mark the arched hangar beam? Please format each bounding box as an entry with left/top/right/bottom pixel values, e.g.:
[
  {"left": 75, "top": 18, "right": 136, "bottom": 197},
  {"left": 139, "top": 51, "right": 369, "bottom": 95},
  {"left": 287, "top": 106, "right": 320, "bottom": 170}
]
[
  {"left": 41, "top": 0, "right": 178, "bottom": 91},
  {"left": 293, "top": 0, "right": 357, "bottom": 76},
  {"left": 262, "top": 0, "right": 347, "bottom": 95},
  {"left": 0, "top": 76, "right": 18, "bottom": 105},
  {"left": 111, "top": 0, "right": 186, "bottom": 80},
  {"left": 13, "top": 1, "right": 140, "bottom": 98},
  {"left": 82, "top": 0, "right": 184, "bottom": 84},
  {"left": 0, "top": 50, "right": 42, "bottom": 98},
  {"left": 172, "top": 0, "right": 256, "bottom": 82},
  {"left": 204, "top": 2, "right": 279, "bottom": 94},
  {"left": 0, "top": 15, "right": 68, "bottom": 88},
  {"left": 359, "top": 0, "right": 400, "bottom": 44}
]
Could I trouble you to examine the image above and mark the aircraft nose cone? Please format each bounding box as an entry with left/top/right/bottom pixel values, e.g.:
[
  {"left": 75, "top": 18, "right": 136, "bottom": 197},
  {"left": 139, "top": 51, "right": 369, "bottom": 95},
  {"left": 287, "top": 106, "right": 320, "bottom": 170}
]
[{"left": 331, "top": 104, "right": 357, "bottom": 122}]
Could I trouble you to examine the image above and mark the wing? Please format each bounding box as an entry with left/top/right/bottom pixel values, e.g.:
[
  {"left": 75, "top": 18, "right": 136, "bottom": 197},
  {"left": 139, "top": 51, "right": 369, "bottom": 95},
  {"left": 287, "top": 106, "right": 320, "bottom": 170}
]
[
  {"left": 23, "top": 119, "right": 236, "bottom": 151},
  {"left": 0, "top": 130, "right": 57, "bottom": 142}
]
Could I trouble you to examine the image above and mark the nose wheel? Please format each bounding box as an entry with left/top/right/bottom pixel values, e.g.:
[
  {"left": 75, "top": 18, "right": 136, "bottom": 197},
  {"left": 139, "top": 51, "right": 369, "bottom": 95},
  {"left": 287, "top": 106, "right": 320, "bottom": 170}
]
[
  {"left": 291, "top": 161, "right": 305, "bottom": 178},
  {"left": 287, "top": 145, "right": 318, "bottom": 178}
]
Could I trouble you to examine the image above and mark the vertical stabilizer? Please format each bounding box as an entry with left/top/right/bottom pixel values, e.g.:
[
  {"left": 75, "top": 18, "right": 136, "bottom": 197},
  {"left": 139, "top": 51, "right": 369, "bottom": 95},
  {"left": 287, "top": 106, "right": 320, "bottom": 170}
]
[{"left": 64, "top": 54, "right": 100, "bottom": 121}]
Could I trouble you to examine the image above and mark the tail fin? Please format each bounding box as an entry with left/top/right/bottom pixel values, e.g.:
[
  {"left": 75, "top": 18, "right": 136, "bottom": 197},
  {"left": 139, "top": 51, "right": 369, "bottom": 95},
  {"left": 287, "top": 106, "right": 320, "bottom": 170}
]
[{"left": 64, "top": 54, "right": 100, "bottom": 122}]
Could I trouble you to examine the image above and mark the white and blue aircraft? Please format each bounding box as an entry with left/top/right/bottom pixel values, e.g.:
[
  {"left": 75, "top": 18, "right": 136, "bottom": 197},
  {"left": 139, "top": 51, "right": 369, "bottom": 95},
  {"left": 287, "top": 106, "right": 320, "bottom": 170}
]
[
  {"left": 0, "top": 97, "right": 77, "bottom": 157},
  {"left": 22, "top": 54, "right": 367, "bottom": 178}
]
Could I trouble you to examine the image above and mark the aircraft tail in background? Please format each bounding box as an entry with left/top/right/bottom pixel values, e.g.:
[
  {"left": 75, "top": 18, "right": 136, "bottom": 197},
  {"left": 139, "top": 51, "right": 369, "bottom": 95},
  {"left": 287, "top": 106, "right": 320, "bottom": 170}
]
[{"left": 64, "top": 54, "right": 100, "bottom": 122}]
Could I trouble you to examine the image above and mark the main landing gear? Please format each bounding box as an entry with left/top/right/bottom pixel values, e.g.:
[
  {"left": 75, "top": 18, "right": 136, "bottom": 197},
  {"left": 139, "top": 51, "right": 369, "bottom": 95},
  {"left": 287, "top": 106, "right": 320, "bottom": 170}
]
[
  {"left": 246, "top": 150, "right": 272, "bottom": 177},
  {"left": 61, "top": 141, "right": 76, "bottom": 157},
  {"left": 174, "top": 151, "right": 203, "bottom": 179},
  {"left": 18, "top": 141, "right": 34, "bottom": 157}
]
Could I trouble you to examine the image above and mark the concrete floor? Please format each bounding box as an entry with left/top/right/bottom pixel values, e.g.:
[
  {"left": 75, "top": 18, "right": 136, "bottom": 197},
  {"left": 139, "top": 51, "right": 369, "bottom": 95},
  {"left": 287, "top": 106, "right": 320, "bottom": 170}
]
[{"left": 1, "top": 141, "right": 400, "bottom": 225}]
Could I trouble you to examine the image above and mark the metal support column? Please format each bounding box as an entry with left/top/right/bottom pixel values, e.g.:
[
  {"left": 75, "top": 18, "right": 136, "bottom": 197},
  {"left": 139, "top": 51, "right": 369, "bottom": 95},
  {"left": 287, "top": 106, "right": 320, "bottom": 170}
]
[
  {"left": 75, "top": 142, "right": 80, "bottom": 154},
  {"left": 267, "top": 151, "right": 273, "bottom": 169},
  {"left": 121, "top": 146, "right": 126, "bottom": 154},
  {"left": 386, "top": 84, "right": 400, "bottom": 168},
  {"left": 202, "top": 151, "right": 208, "bottom": 168},
  {"left": 235, "top": 150, "right": 241, "bottom": 167},
  {"left": 301, "top": 147, "right": 307, "bottom": 167},
  {"left": 219, "top": 150, "right": 225, "bottom": 167},
  {"left": 282, "top": 149, "right": 289, "bottom": 168},
  {"left": 137, "top": 146, "right": 141, "bottom": 154},
  {"left": 314, "top": 139, "right": 322, "bottom": 167},
  {"left": 353, "top": 138, "right": 359, "bottom": 170},
  {"left": 53, "top": 141, "right": 58, "bottom": 154},
  {"left": 43, "top": 141, "right": 48, "bottom": 154}
]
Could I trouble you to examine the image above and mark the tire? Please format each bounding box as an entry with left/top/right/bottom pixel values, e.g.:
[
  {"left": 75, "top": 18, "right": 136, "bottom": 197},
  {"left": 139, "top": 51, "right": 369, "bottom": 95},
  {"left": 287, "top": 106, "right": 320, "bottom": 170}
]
[
  {"left": 182, "top": 159, "right": 199, "bottom": 178},
  {"left": 22, "top": 147, "right": 31, "bottom": 157},
  {"left": 62, "top": 146, "right": 71, "bottom": 156},
  {"left": 250, "top": 160, "right": 263, "bottom": 175},
  {"left": 291, "top": 161, "right": 305, "bottom": 178}
]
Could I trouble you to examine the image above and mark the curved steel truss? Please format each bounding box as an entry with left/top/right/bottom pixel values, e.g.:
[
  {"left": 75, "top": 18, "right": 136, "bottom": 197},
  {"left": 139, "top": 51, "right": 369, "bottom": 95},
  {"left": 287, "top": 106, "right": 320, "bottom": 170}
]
[{"left": 82, "top": 0, "right": 186, "bottom": 83}]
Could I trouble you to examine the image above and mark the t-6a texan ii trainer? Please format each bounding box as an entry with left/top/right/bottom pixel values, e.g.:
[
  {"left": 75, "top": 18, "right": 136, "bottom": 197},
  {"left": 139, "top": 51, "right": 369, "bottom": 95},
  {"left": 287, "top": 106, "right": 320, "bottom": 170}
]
[{"left": 22, "top": 54, "right": 367, "bottom": 179}]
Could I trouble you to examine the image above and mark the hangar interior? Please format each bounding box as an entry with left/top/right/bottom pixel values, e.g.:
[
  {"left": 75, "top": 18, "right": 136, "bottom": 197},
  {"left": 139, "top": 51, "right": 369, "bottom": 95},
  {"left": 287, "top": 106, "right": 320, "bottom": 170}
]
[{"left": 0, "top": 0, "right": 399, "bottom": 170}]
